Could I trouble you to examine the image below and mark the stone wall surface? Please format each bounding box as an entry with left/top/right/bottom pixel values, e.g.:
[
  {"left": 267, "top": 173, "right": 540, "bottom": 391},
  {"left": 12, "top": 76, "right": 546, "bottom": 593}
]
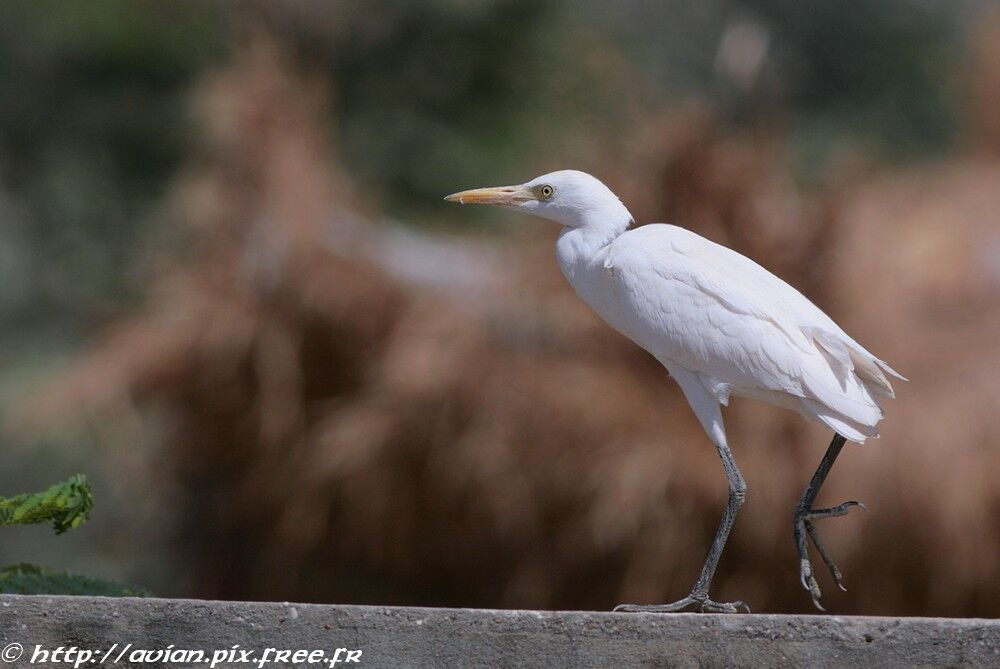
[{"left": 1, "top": 595, "right": 999, "bottom": 668}]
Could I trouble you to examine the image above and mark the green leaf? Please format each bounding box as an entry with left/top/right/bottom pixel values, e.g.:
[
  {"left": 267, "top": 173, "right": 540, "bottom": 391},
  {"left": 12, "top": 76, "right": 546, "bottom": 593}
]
[
  {"left": 0, "top": 474, "right": 93, "bottom": 533},
  {"left": 0, "top": 563, "right": 148, "bottom": 597}
]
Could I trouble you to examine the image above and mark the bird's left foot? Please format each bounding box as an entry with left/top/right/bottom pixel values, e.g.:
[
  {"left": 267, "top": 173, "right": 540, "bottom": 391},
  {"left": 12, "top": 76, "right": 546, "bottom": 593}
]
[
  {"left": 614, "top": 595, "right": 750, "bottom": 614},
  {"left": 794, "top": 500, "right": 867, "bottom": 610}
]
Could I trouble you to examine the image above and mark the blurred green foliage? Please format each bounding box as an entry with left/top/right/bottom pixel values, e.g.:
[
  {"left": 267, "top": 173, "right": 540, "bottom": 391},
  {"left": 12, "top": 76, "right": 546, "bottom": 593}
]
[
  {"left": 332, "top": 0, "right": 569, "bottom": 215},
  {"left": 0, "top": 0, "right": 964, "bottom": 342},
  {"left": 0, "top": 563, "right": 149, "bottom": 596},
  {"left": 745, "top": 0, "right": 957, "bottom": 159},
  {"left": 0, "top": 0, "right": 225, "bottom": 339}
]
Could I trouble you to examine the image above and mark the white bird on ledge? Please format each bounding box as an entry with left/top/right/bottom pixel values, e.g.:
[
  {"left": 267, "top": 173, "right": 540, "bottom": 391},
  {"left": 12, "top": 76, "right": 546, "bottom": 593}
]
[{"left": 445, "top": 169, "right": 905, "bottom": 613}]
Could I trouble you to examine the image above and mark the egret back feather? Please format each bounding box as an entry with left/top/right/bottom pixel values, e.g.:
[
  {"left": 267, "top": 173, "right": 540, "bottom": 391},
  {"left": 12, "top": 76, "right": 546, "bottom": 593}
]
[{"left": 577, "top": 224, "right": 901, "bottom": 443}]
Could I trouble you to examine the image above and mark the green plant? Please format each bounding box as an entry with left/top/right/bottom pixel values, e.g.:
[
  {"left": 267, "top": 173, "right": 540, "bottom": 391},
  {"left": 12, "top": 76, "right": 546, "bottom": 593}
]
[
  {"left": 0, "top": 474, "right": 148, "bottom": 596},
  {"left": 0, "top": 474, "right": 93, "bottom": 533}
]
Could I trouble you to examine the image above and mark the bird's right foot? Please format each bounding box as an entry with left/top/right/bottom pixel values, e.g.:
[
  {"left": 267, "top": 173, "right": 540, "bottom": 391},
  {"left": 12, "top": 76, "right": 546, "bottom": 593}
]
[
  {"left": 614, "top": 595, "right": 750, "bottom": 614},
  {"left": 795, "top": 499, "right": 867, "bottom": 610}
]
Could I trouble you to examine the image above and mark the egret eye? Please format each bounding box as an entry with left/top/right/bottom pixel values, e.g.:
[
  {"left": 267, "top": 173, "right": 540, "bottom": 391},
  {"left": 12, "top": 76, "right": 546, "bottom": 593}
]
[{"left": 538, "top": 184, "right": 554, "bottom": 199}]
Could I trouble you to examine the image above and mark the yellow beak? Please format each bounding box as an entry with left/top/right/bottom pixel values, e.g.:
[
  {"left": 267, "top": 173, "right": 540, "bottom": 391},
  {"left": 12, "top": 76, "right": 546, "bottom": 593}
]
[{"left": 443, "top": 185, "right": 534, "bottom": 206}]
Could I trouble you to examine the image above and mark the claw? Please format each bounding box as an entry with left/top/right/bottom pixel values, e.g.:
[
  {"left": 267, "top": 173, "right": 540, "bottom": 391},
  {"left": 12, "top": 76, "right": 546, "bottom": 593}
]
[
  {"left": 796, "top": 498, "right": 867, "bottom": 609},
  {"left": 799, "top": 558, "right": 825, "bottom": 611},
  {"left": 834, "top": 500, "right": 867, "bottom": 514},
  {"left": 614, "top": 595, "right": 750, "bottom": 615},
  {"left": 700, "top": 599, "right": 747, "bottom": 614},
  {"left": 828, "top": 563, "right": 845, "bottom": 589},
  {"left": 803, "top": 500, "right": 867, "bottom": 520}
]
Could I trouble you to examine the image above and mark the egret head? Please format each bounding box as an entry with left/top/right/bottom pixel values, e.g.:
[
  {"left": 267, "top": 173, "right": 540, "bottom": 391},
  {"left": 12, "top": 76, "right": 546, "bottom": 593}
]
[{"left": 445, "top": 169, "right": 632, "bottom": 229}]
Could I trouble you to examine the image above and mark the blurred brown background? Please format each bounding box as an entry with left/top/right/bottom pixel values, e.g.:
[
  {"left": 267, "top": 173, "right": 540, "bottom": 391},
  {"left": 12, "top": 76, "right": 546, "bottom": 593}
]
[{"left": 1, "top": 0, "right": 999, "bottom": 616}]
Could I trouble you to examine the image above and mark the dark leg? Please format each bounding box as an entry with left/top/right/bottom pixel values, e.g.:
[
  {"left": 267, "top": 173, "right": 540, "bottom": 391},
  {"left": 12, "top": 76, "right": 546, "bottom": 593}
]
[
  {"left": 615, "top": 437, "right": 749, "bottom": 614},
  {"left": 794, "top": 433, "right": 867, "bottom": 610}
]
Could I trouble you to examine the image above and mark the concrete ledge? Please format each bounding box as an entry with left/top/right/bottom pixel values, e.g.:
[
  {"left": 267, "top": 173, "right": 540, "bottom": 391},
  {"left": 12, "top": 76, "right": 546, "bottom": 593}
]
[{"left": 1, "top": 595, "right": 999, "bottom": 668}]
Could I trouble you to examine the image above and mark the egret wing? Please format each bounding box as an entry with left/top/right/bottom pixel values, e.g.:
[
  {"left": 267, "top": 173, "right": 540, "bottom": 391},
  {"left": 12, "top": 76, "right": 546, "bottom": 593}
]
[
  {"left": 662, "top": 226, "right": 904, "bottom": 393},
  {"left": 604, "top": 226, "right": 890, "bottom": 438}
]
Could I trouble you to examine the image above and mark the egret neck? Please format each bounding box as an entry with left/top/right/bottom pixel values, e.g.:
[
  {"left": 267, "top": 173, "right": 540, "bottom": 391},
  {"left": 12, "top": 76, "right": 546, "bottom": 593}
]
[{"left": 554, "top": 201, "right": 633, "bottom": 284}]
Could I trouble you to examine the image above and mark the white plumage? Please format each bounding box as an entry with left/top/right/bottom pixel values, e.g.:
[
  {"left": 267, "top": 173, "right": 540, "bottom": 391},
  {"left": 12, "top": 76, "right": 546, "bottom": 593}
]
[
  {"left": 570, "top": 222, "right": 904, "bottom": 443},
  {"left": 446, "top": 169, "right": 904, "bottom": 612}
]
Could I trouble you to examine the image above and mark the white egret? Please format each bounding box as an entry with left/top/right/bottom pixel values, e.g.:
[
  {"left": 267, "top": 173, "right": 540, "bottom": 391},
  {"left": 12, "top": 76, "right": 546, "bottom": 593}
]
[{"left": 445, "top": 170, "right": 904, "bottom": 613}]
